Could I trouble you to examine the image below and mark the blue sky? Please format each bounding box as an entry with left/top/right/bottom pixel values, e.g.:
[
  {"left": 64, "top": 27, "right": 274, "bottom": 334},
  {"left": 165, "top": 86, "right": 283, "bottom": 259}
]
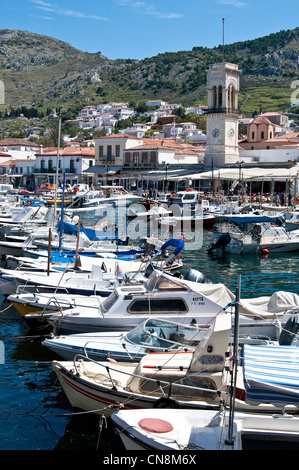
[{"left": 1, "top": 0, "right": 298, "bottom": 60}]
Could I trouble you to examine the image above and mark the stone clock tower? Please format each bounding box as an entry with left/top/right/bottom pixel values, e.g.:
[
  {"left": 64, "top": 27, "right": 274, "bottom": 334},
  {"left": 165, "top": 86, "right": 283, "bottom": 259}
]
[{"left": 204, "top": 62, "right": 241, "bottom": 169}]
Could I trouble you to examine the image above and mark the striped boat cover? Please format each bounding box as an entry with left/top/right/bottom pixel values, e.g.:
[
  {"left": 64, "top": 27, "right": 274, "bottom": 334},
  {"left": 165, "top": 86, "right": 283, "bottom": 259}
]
[{"left": 243, "top": 344, "right": 299, "bottom": 407}]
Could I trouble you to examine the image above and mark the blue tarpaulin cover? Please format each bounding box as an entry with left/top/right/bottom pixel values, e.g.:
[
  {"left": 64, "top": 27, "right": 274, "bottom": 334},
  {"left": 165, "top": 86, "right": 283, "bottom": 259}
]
[
  {"left": 227, "top": 216, "right": 276, "bottom": 225},
  {"left": 243, "top": 344, "right": 299, "bottom": 407}
]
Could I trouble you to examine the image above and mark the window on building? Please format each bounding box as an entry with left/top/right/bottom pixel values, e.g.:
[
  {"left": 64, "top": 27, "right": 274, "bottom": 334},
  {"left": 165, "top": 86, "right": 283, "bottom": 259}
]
[
  {"left": 70, "top": 159, "right": 75, "bottom": 173},
  {"left": 150, "top": 151, "right": 156, "bottom": 163},
  {"left": 261, "top": 131, "right": 264, "bottom": 139},
  {"left": 212, "top": 86, "right": 217, "bottom": 108},
  {"left": 99, "top": 146, "right": 103, "bottom": 158},
  {"left": 116, "top": 145, "right": 120, "bottom": 158},
  {"left": 107, "top": 145, "right": 112, "bottom": 158},
  {"left": 251, "top": 132, "right": 255, "bottom": 140},
  {"left": 218, "top": 86, "right": 223, "bottom": 109},
  {"left": 124, "top": 153, "right": 130, "bottom": 165}
]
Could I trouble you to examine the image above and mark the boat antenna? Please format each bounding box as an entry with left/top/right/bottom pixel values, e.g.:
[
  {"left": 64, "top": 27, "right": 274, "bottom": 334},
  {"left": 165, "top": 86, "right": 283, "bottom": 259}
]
[{"left": 222, "top": 18, "right": 225, "bottom": 62}]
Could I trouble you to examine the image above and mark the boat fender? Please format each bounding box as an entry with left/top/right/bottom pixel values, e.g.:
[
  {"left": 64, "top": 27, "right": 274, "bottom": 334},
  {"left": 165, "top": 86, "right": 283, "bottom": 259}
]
[
  {"left": 153, "top": 397, "right": 182, "bottom": 409},
  {"left": 279, "top": 315, "right": 299, "bottom": 345}
]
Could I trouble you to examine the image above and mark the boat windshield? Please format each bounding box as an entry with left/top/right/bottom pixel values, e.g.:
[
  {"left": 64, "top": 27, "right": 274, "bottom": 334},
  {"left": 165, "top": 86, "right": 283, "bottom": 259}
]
[
  {"left": 125, "top": 318, "right": 204, "bottom": 349},
  {"left": 182, "top": 193, "right": 197, "bottom": 201},
  {"left": 146, "top": 272, "right": 188, "bottom": 292},
  {"left": 101, "top": 291, "right": 119, "bottom": 312}
]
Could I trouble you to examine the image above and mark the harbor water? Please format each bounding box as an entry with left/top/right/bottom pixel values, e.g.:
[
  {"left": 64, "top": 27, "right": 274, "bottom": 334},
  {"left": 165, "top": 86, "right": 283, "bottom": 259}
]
[{"left": 0, "top": 227, "right": 299, "bottom": 450}]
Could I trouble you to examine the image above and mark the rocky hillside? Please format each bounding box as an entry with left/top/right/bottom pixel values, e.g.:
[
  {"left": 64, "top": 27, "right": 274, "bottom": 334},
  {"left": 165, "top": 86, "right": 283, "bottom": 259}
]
[{"left": 0, "top": 27, "right": 298, "bottom": 115}]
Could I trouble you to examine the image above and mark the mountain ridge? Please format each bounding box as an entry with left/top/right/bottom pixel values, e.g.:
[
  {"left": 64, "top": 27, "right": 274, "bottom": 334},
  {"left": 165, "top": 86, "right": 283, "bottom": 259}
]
[{"left": 0, "top": 27, "right": 298, "bottom": 115}]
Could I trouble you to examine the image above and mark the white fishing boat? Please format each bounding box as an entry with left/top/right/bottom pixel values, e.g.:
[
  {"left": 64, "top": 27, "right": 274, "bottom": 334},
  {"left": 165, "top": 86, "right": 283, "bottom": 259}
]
[
  {"left": 42, "top": 312, "right": 276, "bottom": 362},
  {"left": 159, "top": 210, "right": 218, "bottom": 230},
  {"left": 127, "top": 204, "right": 172, "bottom": 220},
  {"left": 42, "top": 317, "right": 205, "bottom": 361},
  {"left": 8, "top": 291, "right": 102, "bottom": 318},
  {"left": 208, "top": 216, "right": 299, "bottom": 254},
  {"left": 22, "top": 230, "right": 146, "bottom": 256},
  {"left": 111, "top": 407, "right": 299, "bottom": 451},
  {"left": 52, "top": 315, "right": 299, "bottom": 419},
  {"left": 52, "top": 313, "right": 234, "bottom": 415},
  {"left": 43, "top": 269, "right": 235, "bottom": 334},
  {"left": 71, "top": 186, "right": 143, "bottom": 208},
  {"left": 3, "top": 238, "right": 185, "bottom": 300},
  {"left": 0, "top": 205, "right": 52, "bottom": 237},
  {"left": 0, "top": 264, "right": 120, "bottom": 297},
  {"left": 284, "top": 210, "right": 299, "bottom": 231},
  {"left": 41, "top": 266, "right": 299, "bottom": 338}
]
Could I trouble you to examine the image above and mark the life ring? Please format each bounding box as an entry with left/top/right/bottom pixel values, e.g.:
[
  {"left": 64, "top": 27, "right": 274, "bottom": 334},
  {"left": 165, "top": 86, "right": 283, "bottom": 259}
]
[
  {"left": 5, "top": 180, "right": 8, "bottom": 184},
  {"left": 153, "top": 397, "right": 181, "bottom": 409},
  {"left": 25, "top": 200, "right": 32, "bottom": 206}
]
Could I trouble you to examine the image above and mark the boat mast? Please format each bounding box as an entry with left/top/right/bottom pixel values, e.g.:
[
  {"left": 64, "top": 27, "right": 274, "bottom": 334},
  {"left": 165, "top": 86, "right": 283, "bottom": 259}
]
[
  {"left": 54, "top": 117, "right": 61, "bottom": 228},
  {"left": 226, "top": 274, "right": 241, "bottom": 446}
]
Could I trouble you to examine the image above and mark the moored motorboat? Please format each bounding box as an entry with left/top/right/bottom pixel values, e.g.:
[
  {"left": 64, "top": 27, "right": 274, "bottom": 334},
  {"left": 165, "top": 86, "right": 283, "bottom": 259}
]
[
  {"left": 52, "top": 316, "right": 299, "bottom": 419},
  {"left": 111, "top": 407, "right": 299, "bottom": 451},
  {"left": 42, "top": 317, "right": 205, "bottom": 361}
]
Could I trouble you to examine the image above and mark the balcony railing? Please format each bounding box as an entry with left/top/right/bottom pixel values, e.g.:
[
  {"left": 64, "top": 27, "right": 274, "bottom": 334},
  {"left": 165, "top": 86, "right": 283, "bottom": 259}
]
[
  {"left": 205, "top": 107, "right": 240, "bottom": 115},
  {"left": 34, "top": 168, "right": 76, "bottom": 174},
  {"left": 99, "top": 156, "right": 116, "bottom": 162}
]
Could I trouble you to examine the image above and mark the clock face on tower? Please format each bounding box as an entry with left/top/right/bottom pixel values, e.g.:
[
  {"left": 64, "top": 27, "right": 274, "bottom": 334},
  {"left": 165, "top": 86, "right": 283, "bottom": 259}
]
[{"left": 212, "top": 128, "right": 220, "bottom": 138}]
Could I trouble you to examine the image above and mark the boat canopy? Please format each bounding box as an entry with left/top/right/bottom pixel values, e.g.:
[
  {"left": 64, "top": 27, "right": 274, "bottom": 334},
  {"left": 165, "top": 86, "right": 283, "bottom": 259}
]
[
  {"left": 243, "top": 344, "right": 299, "bottom": 407},
  {"left": 225, "top": 215, "right": 276, "bottom": 225}
]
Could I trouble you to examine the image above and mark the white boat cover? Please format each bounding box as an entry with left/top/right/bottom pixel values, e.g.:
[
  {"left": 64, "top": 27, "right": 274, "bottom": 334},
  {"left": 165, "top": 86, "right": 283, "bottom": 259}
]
[
  {"left": 243, "top": 344, "right": 299, "bottom": 407},
  {"left": 238, "top": 291, "right": 299, "bottom": 319}
]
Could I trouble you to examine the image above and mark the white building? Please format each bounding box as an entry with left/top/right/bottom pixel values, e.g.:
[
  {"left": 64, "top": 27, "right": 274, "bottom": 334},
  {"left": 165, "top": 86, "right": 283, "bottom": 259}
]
[
  {"left": 96, "top": 114, "right": 118, "bottom": 128},
  {"left": 0, "top": 138, "right": 41, "bottom": 160},
  {"left": 186, "top": 105, "right": 207, "bottom": 115},
  {"left": 79, "top": 106, "right": 98, "bottom": 117},
  {"left": 146, "top": 100, "right": 167, "bottom": 108},
  {"left": 113, "top": 107, "right": 136, "bottom": 120},
  {"left": 34, "top": 147, "right": 95, "bottom": 186}
]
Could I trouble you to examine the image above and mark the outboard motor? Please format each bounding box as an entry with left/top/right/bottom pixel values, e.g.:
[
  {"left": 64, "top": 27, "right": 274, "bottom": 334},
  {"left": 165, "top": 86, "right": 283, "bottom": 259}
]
[
  {"left": 279, "top": 315, "right": 299, "bottom": 345},
  {"left": 208, "top": 233, "right": 231, "bottom": 253},
  {"left": 274, "top": 216, "right": 285, "bottom": 227},
  {"left": 184, "top": 268, "right": 212, "bottom": 284},
  {"left": 72, "top": 196, "right": 83, "bottom": 208}
]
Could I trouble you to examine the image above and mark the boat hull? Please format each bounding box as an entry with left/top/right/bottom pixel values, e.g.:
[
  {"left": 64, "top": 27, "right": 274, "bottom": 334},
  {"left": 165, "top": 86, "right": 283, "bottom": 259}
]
[{"left": 52, "top": 361, "right": 224, "bottom": 417}]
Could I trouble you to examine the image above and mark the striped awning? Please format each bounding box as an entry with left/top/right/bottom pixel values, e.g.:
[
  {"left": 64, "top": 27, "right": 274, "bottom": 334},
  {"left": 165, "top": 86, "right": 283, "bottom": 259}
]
[{"left": 243, "top": 344, "right": 299, "bottom": 407}]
